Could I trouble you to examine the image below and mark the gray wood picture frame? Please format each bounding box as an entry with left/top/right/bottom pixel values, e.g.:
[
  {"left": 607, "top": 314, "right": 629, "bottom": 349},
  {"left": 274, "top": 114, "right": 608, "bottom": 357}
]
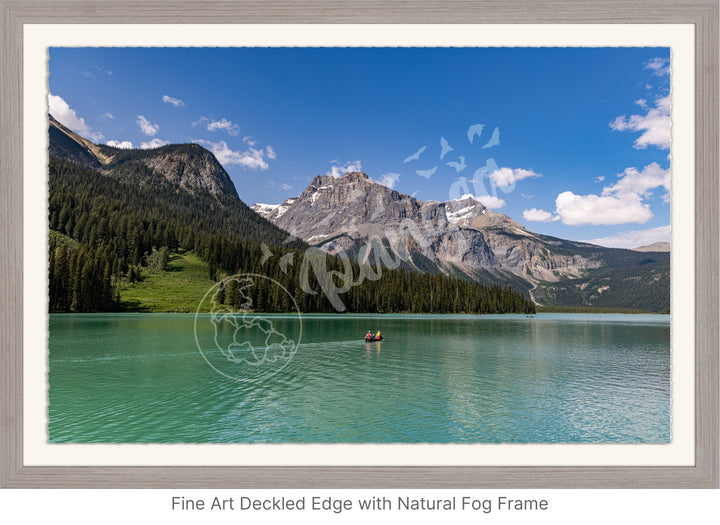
[{"left": 1, "top": 0, "right": 717, "bottom": 489}]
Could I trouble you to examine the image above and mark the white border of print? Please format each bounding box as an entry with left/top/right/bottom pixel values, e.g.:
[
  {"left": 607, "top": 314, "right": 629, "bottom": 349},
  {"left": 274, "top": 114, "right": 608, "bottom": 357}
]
[{"left": 24, "top": 23, "right": 694, "bottom": 467}]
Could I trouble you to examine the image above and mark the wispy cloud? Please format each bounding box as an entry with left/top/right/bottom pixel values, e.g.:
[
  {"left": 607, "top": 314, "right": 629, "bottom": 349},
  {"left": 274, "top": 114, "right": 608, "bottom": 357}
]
[
  {"left": 194, "top": 116, "right": 240, "bottom": 136},
  {"left": 162, "top": 95, "right": 185, "bottom": 107},
  {"left": 375, "top": 172, "right": 401, "bottom": 189},
  {"left": 610, "top": 93, "right": 671, "bottom": 150},
  {"left": 137, "top": 115, "right": 159, "bottom": 136},
  {"left": 583, "top": 225, "right": 670, "bottom": 249},
  {"left": 485, "top": 167, "right": 541, "bottom": 190},
  {"left": 523, "top": 208, "right": 558, "bottom": 222},
  {"left": 194, "top": 139, "right": 275, "bottom": 170},
  {"left": 644, "top": 57, "right": 670, "bottom": 77}
]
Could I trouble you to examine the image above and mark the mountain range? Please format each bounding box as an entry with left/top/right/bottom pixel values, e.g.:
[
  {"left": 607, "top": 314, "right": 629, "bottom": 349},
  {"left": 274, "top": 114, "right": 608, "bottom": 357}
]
[
  {"left": 48, "top": 114, "right": 670, "bottom": 312},
  {"left": 253, "top": 171, "right": 670, "bottom": 312}
]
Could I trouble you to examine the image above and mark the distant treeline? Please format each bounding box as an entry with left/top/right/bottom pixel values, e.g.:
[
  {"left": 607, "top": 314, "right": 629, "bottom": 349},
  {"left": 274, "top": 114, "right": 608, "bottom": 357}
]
[
  {"left": 536, "top": 305, "right": 669, "bottom": 314},
  {"left": 48, "top": 157, "right": 534, "bottom": 314}
]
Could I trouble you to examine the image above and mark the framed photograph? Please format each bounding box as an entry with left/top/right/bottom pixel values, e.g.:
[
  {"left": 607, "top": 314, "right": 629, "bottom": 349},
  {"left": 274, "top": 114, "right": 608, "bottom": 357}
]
[{"left": 1, "top": 1, "right": 717, "bottom": 488}]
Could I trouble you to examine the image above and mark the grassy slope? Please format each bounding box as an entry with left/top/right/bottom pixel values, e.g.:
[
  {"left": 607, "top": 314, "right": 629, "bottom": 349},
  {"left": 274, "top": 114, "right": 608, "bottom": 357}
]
[{"left": 118, "top": 249, "right": 224, "bottom": 312}]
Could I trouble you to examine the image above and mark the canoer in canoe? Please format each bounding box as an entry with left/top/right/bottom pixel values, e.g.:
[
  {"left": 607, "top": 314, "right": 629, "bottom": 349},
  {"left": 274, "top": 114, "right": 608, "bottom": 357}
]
[{"left": 365, "top": 331, "right": 383, "bottom": 342}]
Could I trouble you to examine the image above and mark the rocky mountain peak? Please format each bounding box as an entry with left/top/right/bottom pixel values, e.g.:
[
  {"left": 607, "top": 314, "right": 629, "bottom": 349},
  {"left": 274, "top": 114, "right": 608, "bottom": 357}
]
[
  {"left": 342, "top": 171, "right": 370, "bottom": 182},
  {"left": 135, "top": 143, "right": 238, "bottom": 197},
  {"left": 309, "top": 171, "right": 371, "bottom": 187},
  {"left": 252, "top": 170, "right": 606, "bottom": 285},
  {"left": 251, "top": 169, "right": 669, "bottom": 311}
]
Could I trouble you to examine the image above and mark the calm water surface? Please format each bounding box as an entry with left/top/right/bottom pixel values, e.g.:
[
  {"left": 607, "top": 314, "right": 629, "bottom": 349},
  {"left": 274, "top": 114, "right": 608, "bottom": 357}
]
[{"left": 48, "top": 313, "right": 670, "bottom": 443}]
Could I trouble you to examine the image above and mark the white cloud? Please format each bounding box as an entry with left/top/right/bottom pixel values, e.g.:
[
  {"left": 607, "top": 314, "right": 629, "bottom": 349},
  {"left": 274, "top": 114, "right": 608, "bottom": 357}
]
[
  {"left": 106, "top": 140, "right": 133, "bottom": 149},
  {"left": 634, "top": 98, "right": 648, "bottom": 109},
  {"left": 486, "top": 167, "right": 541, "bottom": 189},
  {"left": 554, "top": 162, "right": 670, "bottom": 226},
  {"left": 555, "top": 191, "right": 652, "bottom": 226},
  {"left": 99, "top": 112, "right": 114, "bottom": 120},
  {"left": 266, "top": 145, "right": 276, "bottom": 160},
  {"left": 280, "top": 183, "right": 292, "bottom": 191},
  {"left": 327, "top": 160, "right": 363, "bottom": 178},
  {"left": 137, "top": 115, "right": 159, "bottom": 136},
  {"left": 194, "top": 139, "right": 273, "bottom": 170},
  {"left": 140, "top": 138, "right": 170, "bottom": 149},
  {"left": 49, "top": 94, "right": 89, "bottom": 134},
  {"left": 474, "top": 195, "right": 506, "bottom": 209},
  {"left": 603, "top": 162, "right": 670, "bottom": 199},
  {"left": 195, "top": 116, "right": 240, "bottom": 136},
  {"left": 595, "top": 176, "right": 605, "bottom": 182},
  {"left": 644, "top": 57, "right": 670, "bottom": 76},
  {"left": 243, "top": 136, "right": 257, "bottom": 146},
  {"left": 521, "top": 193, "right": 534, "bottom": 199},
  {"left": 375, "top": 172, "right": 401, "bottom": 189},
  {"left": 162, "top": 95, "right": 185, "bottom": 107},
  {"left": 523, "top": 208, "right": 557, "bottom": 222},
  {"left": 582, "top": 225, "right": 671, "bottom": 249},
  {"left": 48, "top": 94, "right": 105, "bottom": 142},
  {"left": 610, "top": 94, "right": 671, "bottom": 150}
]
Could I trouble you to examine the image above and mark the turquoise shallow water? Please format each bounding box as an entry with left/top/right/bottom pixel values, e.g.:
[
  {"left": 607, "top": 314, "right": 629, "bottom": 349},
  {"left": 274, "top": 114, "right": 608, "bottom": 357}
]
[{"left": 48, "top": 313, "right": 670, "bottom": 443}]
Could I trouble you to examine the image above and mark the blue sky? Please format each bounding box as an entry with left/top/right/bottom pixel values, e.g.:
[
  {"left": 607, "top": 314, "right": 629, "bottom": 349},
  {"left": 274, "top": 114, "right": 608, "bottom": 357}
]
[{"left": 48, "top": 47, "right": 671, "bottom": 248}]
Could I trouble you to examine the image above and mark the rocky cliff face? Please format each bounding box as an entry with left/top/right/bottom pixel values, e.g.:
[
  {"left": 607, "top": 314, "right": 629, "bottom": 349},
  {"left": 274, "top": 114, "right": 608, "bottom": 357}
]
[
  {"left": 134, "top": 144, "right": 238, "bottom": 197},
  {"left": 252, "top": 171, "right": 603, "bottom": 284}
]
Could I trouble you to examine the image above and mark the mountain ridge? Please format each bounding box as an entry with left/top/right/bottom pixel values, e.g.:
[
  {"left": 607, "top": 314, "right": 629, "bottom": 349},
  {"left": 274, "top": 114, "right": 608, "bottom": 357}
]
[
  {"left": 253, "top": 171, "right": 670, "bottom": 312},
  {"left": 49, "top": 113, "right": 238, "bottom": 197}
]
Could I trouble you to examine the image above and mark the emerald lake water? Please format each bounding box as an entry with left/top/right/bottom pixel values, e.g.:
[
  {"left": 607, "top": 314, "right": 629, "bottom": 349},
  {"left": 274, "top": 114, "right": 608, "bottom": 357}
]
[{"left": 48, "top": 313, "right": 671, "bottom": 443}]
